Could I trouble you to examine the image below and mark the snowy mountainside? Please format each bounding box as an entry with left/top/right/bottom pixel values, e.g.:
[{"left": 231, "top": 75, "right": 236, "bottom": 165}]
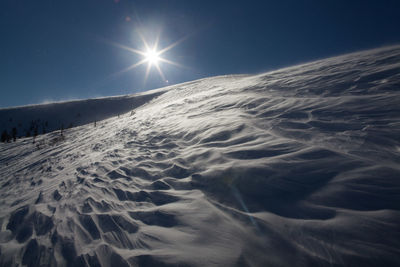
[
  {"left": 1, "top": 45, "right": 400, "bottom": 266},
  {"left": 0, "top": 90, "right": 165, "bottom": 138}
]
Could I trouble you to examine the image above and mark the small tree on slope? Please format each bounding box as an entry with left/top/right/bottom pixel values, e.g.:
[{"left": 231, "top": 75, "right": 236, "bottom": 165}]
[
  {"left": 1, "top": 130, "right": 8, "bottom": 143},
  {"left": 12, "top": 127, "right": 17, "bottom": 142}
]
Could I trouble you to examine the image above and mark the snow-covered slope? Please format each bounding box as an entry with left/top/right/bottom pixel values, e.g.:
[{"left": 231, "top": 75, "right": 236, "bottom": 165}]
[
  {"left": 0, "top": 90, "right": 166, "bottom": 138},
  {"left": 1, "top": 45, "right": 400, "bottom": 267}
]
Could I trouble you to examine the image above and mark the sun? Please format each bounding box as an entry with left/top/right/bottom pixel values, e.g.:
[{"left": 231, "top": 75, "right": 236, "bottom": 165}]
[
  {"left": 103, "top": 31, "right": 187, "bottom": 84},
  {"left": 144, "top": 48, "right": 160, "bottom": 66}
]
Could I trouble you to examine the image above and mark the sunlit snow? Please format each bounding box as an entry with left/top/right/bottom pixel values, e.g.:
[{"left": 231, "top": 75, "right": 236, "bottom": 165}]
[{"left": 1, "top": 45, "right": 400, "bottom": 266}]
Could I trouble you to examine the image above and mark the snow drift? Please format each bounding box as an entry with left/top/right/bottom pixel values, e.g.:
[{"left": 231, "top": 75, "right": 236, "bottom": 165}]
[{"left": 1, "top": 45, "right": 400, "bottom": 267}]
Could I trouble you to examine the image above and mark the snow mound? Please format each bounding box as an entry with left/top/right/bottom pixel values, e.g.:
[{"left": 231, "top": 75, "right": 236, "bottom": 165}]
[{"left": 1, "top": 45, "right": 400, "bottom": 266}]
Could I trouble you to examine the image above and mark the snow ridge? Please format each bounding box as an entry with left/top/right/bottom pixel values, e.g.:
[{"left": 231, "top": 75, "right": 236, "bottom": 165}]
[{"left": 1, "top": 45, "right": 400, "bottom": 266}]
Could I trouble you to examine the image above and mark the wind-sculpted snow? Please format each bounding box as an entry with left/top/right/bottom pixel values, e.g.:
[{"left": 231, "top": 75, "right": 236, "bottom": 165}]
[{"left": 1, "top": 45, "right": 400, "bottom": 266}]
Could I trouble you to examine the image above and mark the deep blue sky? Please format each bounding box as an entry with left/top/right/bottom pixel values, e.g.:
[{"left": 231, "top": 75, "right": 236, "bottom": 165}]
[{"left": 1, "top": 0, "right": 400, "bottom": 108}]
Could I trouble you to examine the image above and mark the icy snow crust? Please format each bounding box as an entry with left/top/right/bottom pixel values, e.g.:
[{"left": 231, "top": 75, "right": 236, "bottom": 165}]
[{"left": 1, "top": 45, "right": 400, "bottom": 266}]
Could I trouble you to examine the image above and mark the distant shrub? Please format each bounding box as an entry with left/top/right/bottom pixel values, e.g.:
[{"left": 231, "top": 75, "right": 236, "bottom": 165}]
[
  {"left": 33, "top": 127, "right": 38, "bottom": 144},
  {"left": 1, "top": 130, "right": 9, "bottom": 143},
  {"left": 12, "top": 127, "right": 17, "bottom": 142}
]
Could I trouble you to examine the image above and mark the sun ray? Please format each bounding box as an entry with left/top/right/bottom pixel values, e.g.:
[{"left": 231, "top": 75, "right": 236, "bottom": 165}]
[
  {"left": 158, "top": 35, "right": 190, "bottom": 55},
  {"left": 154, "top": 31, "right": 161, "bottom": 51},
  {"left": 113, "top": 43, "right": 146, "bottom": 56},
  {"left": 154, "top": 63, "right": 166, "bottom": 81},
  {"left": 106, "top": 58, "right": 148, "bottom": 80},
  {"left": 124, "top": 58, "right": 148, "bottom": 71},
  {"left": 143, "top": 63, "right": 152, "bottom": 85},
  {"left": 158, "top": 58, "right": 185, "bottom": 68},
  {"left": 137, "top": 30, "right": 150, "bottom": 51},
  {"left": 99, "top": 37, "right": 146, "bottom": 56}
]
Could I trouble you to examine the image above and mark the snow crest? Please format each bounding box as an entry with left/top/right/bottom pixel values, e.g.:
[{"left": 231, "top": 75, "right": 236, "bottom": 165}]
[{"left": 1, "top": 46, "right": 400, "bottom": 266}]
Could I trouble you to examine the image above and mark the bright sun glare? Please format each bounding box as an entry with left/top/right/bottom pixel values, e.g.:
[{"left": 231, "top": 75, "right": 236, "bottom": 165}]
[
  {"left": 144, "top": 49, "right": 160, "bottom": 65},
  {"left": 105, "top": 30, "right": 186, "bottom": 84}
]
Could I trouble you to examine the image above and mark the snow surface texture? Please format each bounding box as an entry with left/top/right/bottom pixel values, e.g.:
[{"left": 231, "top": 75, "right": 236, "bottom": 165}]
[{"left": 1, "top": 45, "right": 400, "bottom": 267}]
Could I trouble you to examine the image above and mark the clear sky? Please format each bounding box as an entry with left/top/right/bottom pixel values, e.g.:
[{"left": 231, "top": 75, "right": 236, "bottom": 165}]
[{"left": 1, "top": 0, "right": 400, "bottom": 108}]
